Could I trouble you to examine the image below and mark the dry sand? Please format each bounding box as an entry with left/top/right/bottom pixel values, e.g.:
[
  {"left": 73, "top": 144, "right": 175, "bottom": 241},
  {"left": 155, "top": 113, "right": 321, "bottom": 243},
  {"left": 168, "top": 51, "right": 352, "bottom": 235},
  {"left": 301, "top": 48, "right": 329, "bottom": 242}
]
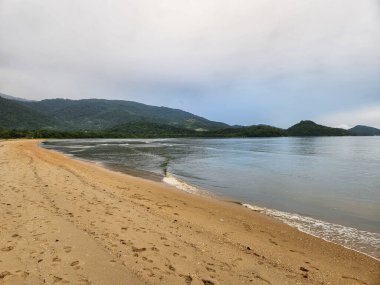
[{"left": 0, "top": 140, "right": 379, "bottom": 285}]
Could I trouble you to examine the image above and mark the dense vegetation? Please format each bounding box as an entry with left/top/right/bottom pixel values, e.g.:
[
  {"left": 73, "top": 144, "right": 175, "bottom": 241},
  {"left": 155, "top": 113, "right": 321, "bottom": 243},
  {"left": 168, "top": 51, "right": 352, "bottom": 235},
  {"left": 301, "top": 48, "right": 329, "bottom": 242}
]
[
  {"left": 107, "top": 122, "right": 199, "bottom": 138},
  {"left": 207, "top": 125, "right": 286, "bottom": 137},
  {"left": 0, "top": 97, "right": 58, "bottom": 130},
  {"left": 0, "top": 129, "right": 100, "bottom": 139},
  {"left": 0, "top": 124, "right": 286, "bottom": 139},
  {"left": 2, "top": 95, "right": 378, "bottom": 139},
  {"left": 349, "top": 125, "right": 380, "bottom": 136},
  {"left": 17, "top": 98, "right": 228, "bottom": 131},
  {"left": 287, "top": 120, "right": 350, "bottom": 136}
]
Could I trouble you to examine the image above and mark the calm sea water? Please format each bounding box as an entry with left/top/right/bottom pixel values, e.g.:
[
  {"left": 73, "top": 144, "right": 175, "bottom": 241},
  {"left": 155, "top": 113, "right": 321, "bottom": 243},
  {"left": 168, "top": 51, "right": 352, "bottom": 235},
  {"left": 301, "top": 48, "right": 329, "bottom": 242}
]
[{"left": 43, "top": 137, "right": 380, "bottom": 259}]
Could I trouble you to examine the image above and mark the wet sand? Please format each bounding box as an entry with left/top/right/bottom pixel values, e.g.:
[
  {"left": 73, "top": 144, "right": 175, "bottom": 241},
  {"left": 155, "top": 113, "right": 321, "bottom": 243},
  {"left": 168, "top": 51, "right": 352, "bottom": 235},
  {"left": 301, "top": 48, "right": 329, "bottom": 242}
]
[{"left": 0, "top": 140, "right": 379, "bottom": 284}]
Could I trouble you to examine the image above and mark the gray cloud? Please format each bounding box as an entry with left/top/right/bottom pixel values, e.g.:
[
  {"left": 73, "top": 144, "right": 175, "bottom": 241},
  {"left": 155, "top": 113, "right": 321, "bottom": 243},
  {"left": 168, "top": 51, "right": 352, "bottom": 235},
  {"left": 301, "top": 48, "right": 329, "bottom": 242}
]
[
  {"left": 0, "top": 0, "right": 379, "bottom": 127},
  {"left": 318, "top": 105, "right": 380, "bottom": 129}
]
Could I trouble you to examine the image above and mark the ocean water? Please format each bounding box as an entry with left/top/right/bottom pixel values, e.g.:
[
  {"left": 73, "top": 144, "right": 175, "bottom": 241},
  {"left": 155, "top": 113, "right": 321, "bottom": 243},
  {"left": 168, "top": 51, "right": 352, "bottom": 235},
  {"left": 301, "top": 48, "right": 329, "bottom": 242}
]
[{"left": 42, "top": 137, "right": 380, "bottom": 259}]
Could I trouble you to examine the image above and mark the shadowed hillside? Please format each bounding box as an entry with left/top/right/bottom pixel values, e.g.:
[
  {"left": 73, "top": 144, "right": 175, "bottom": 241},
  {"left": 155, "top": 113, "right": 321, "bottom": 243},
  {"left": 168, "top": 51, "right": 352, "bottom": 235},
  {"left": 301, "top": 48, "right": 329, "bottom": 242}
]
[
  {"left": 0, "top": 97, "right": 58, "bottom": 130},
  {"left": 0, "top": 95, "right": 373, "bottom": 138},
  {"left": 349, "top": 125, "right": 380, "bottom": 136},
  {"left": 20, "top": 99, "right": 228, "bottom": 131}
]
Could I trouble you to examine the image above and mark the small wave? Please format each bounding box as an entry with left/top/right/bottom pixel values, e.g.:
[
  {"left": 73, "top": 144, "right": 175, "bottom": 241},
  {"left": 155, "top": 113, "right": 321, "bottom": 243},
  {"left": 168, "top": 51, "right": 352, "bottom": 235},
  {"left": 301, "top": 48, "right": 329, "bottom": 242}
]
[
  {"left": 242, "top": 203, "right": 265, "bottom": 212},
  {"left": 242, "top": 203, "right": 380, "bottom": 260},
  {"left": 162, "top": 173, "right": 200, "bottom": 194},
  {"left": 62, "top": 145, "right": 95, "bottom": 149},
  {"left": 69, "top": 149, "right": 86, "bottom": 153},
  {"left": 132, "top": 143, "right": 167, "bottom": 149}
]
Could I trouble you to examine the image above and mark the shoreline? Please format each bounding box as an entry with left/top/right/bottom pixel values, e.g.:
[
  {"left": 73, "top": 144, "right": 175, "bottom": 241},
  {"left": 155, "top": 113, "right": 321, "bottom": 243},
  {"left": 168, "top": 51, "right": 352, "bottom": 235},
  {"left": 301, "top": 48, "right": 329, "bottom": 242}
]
[
  {"left": 0, "top": 139, "right": 379, "bottom": 284},
  {"left": 41, "top": 140, "right": 380, "bottom": 261},
  {"left": 160, "top": 173, "right": 380, "bottom": 262}
]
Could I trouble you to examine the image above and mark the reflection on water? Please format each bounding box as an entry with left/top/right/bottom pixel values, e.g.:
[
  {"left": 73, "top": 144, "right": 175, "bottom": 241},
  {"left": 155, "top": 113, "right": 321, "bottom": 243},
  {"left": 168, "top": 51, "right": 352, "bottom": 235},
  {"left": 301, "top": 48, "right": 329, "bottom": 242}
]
[{"left": 43, "top": 137, "right": 380, "bottom": 259}]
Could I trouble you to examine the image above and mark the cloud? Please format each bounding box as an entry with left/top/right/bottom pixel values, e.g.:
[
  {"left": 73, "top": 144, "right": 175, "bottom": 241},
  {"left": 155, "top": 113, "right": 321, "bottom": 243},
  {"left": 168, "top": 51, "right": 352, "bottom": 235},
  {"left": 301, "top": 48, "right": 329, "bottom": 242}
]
[
  {"left": 317, "top": 105, "right": 380, "bottom": 129},
  {"left": 0, "top": 0, "right": 379, "bottom": 126}
]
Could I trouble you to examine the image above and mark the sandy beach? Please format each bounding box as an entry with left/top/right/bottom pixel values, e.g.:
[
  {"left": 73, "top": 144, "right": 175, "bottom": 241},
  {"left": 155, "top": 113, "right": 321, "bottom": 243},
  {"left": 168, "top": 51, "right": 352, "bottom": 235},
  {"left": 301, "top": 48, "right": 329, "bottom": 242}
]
[{"left": 0, "top": 140, "right": 379, "bottom": 285}]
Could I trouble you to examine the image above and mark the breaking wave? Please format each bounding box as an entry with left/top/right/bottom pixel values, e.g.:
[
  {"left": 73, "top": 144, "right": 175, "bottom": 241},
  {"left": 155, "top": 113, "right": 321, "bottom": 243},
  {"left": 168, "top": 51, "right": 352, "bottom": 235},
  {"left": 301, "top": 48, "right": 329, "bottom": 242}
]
[{"left": 162, "top": 173, "right": 200, "bottom": 194}]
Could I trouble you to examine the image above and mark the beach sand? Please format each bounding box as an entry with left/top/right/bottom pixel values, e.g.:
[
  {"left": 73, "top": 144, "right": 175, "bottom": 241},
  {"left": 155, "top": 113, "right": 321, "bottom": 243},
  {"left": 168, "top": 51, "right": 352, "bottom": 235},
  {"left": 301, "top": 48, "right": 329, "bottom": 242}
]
[{"left": 0, "top": 140, "right": 379, "bottom": 285}]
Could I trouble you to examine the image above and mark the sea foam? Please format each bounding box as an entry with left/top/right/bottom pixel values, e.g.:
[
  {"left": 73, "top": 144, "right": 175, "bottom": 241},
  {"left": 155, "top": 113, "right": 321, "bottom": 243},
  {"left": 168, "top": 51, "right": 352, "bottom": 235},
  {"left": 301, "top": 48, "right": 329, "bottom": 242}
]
[
  {"left": 162, "top": 173, "right": 200, "bottom": 194},
  {"left": 162, "top": 173, "right": 380, "bottom": 260},
  {"left": 243, "top": 203, "right": 380, "bottom": 260}
]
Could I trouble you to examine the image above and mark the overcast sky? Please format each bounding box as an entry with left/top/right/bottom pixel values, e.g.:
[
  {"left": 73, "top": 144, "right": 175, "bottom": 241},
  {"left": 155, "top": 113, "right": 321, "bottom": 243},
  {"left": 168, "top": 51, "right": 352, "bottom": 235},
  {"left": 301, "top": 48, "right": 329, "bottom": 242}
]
[{"left": 0, "top": 0, "right": 379, "bottom": 128}]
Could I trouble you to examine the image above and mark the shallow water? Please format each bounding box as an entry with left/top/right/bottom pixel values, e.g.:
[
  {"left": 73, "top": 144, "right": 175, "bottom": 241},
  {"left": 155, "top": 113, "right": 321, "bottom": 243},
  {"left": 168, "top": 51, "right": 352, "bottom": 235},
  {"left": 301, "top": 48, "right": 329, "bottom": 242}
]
[{"left": 43, "top": 137, "right": 380, "bottom": 259}]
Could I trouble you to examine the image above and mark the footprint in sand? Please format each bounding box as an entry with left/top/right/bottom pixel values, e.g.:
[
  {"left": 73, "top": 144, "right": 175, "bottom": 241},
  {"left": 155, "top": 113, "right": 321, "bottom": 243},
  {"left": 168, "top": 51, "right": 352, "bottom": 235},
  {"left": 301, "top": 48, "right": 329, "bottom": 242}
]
[
  {"left": 151, "top": 246, "right": 159, "bottom": 252},
  {"left": 78, "top": 279, "right": 91, "bottom": 285},
  {"left": 1, "top": 246, "right": 14, "bottom": 252},
  {"left": 63, "top": 246, "right": 72, "bottom": 253},
  {"left": 143, "top": 268, "right": 155, "bottom": 277},
  {"left": 269, "top": 239, "right": 278, "bottom": 245},
  {"left": 0, "top": 271, "right": 11, "bottom": 279},
  {"left": 70, "top": 260, "right": 81, "bottom": 270},
  {"left": 132, "top": 246, "right": 146, "bottom": 253},
  {"left": 21, "top": 271, "right": 30, "bottom": 278},
  {"left": 53, "top": 276, "right": 69, "bottom": 284},
  {"left": 253, "top": 275, "right": 271, "bottom": 284},
  {"left": 142, "top": 257, "right": 154, "bottom": 263},
  {"left": 53, "top": 257, "right": 61, "bottom": 262},
  {"left": 289, "top": 249, "right": 305, "bottom": 255},
  {"left": 179, "top": 274, "right": 193, "bottom": 284}
]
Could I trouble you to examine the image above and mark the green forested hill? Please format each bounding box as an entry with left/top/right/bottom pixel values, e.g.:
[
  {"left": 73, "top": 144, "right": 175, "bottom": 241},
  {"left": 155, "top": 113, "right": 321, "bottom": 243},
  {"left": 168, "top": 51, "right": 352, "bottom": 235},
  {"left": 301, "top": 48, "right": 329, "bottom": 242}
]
[
  {"left": 20, "top": 99, "right": 228, "bottom": 131},
  {"left": 208, "top": 125, "right": 286, "bottom": 137},
  {"left": 349, "top": 125, "right": 380, "bottom": 136},
  {"left": 0, "top": 94, "right": 373, "bottom": 138},
  {"left": 107, "top": 122, "right": 198, "bottom": 138},
  {"left": 287, "top": 120, "right": 350, "bottom": 136},
  {"left": 0, "top": 97, "right": 58, "bottom": 130}
]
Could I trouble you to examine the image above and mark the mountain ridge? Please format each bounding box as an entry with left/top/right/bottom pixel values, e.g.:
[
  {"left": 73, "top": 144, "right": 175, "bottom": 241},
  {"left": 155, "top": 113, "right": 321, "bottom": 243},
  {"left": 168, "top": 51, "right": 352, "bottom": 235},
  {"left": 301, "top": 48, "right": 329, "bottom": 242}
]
[
  {"left": 1, "top": 94, "right": 378, "bottom": 138},
  {"left": 349, "top": 125, "right": 380, "bottom": 136},
  {"left": 0, "top": 97, "right": 58, "bottom": 130},
  {"left": 19, "top": 98, "right": 229, "bottom": 131},
  {"left": 287, "top": 120, "right": 351, "bottom": 136},
  {"left": 0, "top": 93, "right": 34, "bottom": 102},
  {"left": 0, "top": 96, "right": 229, "bottom": 131}
]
